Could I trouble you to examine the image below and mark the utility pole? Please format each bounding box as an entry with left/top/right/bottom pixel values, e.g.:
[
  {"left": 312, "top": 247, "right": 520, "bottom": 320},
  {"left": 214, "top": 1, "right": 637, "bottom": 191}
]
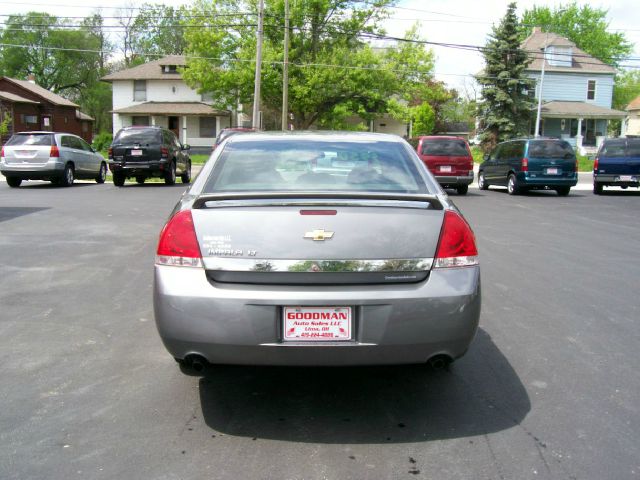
[
  {"left": 252, "top": 0, "right": 265, "bottom": 129},
  {"left": 534, "top": 33, "right": 549, "bottom": 138},
  {"left": 281, "top": 0, "right": 290, "bottom": 131}
]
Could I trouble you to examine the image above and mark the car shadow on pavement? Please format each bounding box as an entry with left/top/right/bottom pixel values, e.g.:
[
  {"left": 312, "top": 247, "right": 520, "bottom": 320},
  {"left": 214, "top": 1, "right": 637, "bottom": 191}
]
[
  {"left": 0, "top": 206, "right": 50, "bottom": 222},
  {"left": 197, "top": 328, "right": 530, "bottom": 444}
]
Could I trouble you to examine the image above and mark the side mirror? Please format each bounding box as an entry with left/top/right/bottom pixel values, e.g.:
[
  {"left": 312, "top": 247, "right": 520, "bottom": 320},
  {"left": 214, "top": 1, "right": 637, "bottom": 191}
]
[{"left": 182, "top": 144, "right": 191, "bottom": 151}]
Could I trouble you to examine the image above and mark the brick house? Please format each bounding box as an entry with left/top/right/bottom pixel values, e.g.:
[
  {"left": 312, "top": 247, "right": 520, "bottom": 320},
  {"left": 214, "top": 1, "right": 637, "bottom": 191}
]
[{"left": 0, "top": 76, "right": 94, "bottom": 144}]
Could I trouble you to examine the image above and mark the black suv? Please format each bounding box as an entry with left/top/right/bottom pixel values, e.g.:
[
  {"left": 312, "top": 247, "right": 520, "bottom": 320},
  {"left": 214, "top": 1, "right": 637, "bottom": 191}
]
[{"left": 108, "top": 126, "right": 191, "bottom": 186}]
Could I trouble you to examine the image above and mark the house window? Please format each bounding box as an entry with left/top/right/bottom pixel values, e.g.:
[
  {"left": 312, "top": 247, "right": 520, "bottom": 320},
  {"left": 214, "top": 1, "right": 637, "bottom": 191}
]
[
  {"left": 201, "top": 92, "right": 214, "bottom": 103},
  {"left": 547, "top": 46, "right": 572, "bottom": 67},
  {"left": 131, "top": 116, "right": 150, "bottom": 126},
  {"left": 163, "top": 65, "right": 178, "bottom": 73},
  {"left": 21, "top": 114, "right": 38, "bottom": 125},
  {"left": 199, "top": 117, "right": 216, "bottom": 138},
  {"left": 134, "top": 80, "right": 147, "bottom": 101},
  {"left": 587, "top": 80, "right": 596, "bottom": 101}
]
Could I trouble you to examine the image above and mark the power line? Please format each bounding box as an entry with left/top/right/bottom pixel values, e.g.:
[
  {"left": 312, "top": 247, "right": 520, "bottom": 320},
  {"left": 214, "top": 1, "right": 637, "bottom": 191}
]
[{"left": 0, "top": 42, "right": 539, "bottom": 82}]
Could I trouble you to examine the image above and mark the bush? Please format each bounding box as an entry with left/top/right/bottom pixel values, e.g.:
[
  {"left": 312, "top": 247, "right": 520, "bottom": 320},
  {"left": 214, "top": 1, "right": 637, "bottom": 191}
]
[{"left": 92, "top": 132, "right": 113, "bottom": 152}]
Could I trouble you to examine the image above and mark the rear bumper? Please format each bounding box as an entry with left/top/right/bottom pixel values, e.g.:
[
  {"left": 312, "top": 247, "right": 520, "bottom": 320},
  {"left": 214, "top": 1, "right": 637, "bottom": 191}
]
[
  {"left": 518, "top": 172, "right": 578, "bottom": 187},
  {"left": 0, "top": 160, "right": 65, "bottom": 179},
  {"left": 594, "top": 173, "right": 639, "bottom": 187},
  {"left": 153, "top": 265, "right": 481, "bottom": 366},
  {"left": 109, "top": 159, "right": 168, "bottom": 177},
  {"left": 434, "top": 174, "right": 474, "bottom": 187}
]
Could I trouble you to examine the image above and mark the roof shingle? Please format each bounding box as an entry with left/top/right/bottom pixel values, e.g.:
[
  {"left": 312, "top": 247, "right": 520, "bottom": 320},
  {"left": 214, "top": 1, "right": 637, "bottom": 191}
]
[
  {"left": 522, "top": 30, "right": 615, "bottom": 74},
  {"left": 102, "top": 56, "right": 187, "bottom": 81},
  {"left": 3, "top": 77, "right": 78, "bottom": 107}
]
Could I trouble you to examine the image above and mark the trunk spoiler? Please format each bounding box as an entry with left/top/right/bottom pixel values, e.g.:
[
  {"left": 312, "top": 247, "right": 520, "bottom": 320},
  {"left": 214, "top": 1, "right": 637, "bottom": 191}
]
[{"left": 191, "top": 192, "right": 443, "bottom": 210}]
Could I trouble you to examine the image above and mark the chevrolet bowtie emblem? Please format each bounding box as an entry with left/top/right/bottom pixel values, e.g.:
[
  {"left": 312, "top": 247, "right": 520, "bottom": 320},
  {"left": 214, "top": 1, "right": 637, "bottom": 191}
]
[{"left": 304, "top": 229, "right": 334, "bottom": 241}]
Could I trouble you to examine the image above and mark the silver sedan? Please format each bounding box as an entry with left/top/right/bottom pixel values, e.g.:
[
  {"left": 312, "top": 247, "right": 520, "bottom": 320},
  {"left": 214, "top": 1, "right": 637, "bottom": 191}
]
[
  {"left": 1, "top": 131, "right": 107, "bottom": 187},
  {"left": 153, "top": 132, "right": 481, "bottom": 371}
]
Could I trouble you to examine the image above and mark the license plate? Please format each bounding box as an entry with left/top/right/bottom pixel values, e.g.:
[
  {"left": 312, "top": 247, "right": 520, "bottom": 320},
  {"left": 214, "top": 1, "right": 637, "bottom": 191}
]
[
  {"left": 283, "top": 307, "right": 352, "bottom": 341},
  {"left": 546, "top": 167, "right": 559, "bottom": 175},
  {"left": 440, "top": 165, "right": 452, "bottom": 173},
  {"left": 619, "top": 175, "right": 635, "bottom": 182},
  {"left": 131, "top": 149, "right": 143, "bottom": 156}
]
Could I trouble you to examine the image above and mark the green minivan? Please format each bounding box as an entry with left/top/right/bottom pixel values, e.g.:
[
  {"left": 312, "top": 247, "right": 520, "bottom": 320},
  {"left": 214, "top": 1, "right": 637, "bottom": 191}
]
[{"left": 478, "top": 138, "right": 578, "bottom": 196}]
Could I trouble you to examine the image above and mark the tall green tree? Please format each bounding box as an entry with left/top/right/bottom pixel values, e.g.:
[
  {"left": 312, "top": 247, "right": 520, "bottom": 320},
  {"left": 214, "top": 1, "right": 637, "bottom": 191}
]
[
  {"left": 613, "top": 70, "right": 640, "bottom": 110},
  {"left": 476, "top": 3, "right": 533, "bottom": 150},
  {"left": 521, "top": 3, "right": 632, "bottom": 66},
  {"left": 0, "top": 12, "right": 102, "bottom": 95},
  {"left": 183, "top": 0, "right": 435, "bottom": 130},
  {"left": 130, "top": 4, "right": 189, "bottom": 62}
]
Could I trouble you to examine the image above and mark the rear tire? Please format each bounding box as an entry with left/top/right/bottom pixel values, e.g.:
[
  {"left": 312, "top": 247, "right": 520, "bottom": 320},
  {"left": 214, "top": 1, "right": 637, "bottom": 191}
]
[
  {"left": 59, "top": 164, "right": 74, "bottom": 187},
  {"left": 593, "top": 182, "right": 603, "bottom": 195},
  {"left": 507, "top": 173, "right": 520, "bottom": 195},
  {"left": 456, "top": 184, "right": 468, "bottom": 195},
  {"left": 478, "top": 172, "right": 489, "bottom": 190},
  {"left": 113, "top": 173, "right": 125, "bottom": 187},
  {"left": 6, "top": 176, "right": 22, "bottom": 188},
  {"left": 164, "top": 161, "right": 176, "bottom": 185},
  {"left": 95, "top": 163, "right": 107, "bottom": 184},
  {"left": 556, "top": 186, "right": 571, "bottom": 196},
  {"left": 136, "top": 176, "right": 146, "bottom": 184},
  {"left": 181, "top": 162, "right": 191, "bottom": 184}
]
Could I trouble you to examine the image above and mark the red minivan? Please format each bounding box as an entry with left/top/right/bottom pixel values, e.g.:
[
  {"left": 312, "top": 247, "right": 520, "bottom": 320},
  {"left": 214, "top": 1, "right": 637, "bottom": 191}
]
[{"left": 416, "top": 136, "right": 474, "bottom": 195}]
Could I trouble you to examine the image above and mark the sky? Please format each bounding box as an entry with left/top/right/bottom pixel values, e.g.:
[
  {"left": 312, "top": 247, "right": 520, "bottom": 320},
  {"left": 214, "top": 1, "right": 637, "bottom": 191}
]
[{"left": 1, "top": 0, "right": 639, "bottom": 93}]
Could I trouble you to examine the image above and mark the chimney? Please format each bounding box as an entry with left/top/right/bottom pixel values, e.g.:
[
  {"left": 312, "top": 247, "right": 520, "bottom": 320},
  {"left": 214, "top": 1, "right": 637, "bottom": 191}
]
[{"left": 27, "top": 74, "right": 36, "bottom": 84}]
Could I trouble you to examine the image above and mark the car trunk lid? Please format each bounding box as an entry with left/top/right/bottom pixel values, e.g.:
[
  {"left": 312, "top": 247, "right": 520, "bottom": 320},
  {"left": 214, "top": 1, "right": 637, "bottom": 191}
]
[
  {"left": 421, "top": 154, "right": 473, "bottom": 176},
  {"left": 191, "top": 195, "right": 444, "bottom": 285},
  {"left": 3, "top": 145, "right": 52, "bottom": 165}
]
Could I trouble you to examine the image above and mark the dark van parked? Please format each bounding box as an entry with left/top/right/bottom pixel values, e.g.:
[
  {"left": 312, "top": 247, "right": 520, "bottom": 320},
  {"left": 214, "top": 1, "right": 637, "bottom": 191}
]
[
  {"left": 416, "top": 136, "right": 474, "bottom": 195},
  {"left": 108, "top": 126, "right": 191, "bottom": 187},
  {"left": 478, "top": 138, "right": 578, "bottom": 196},
  {"left": 593, "top": 137, "right": 640, "bottom": 194}
]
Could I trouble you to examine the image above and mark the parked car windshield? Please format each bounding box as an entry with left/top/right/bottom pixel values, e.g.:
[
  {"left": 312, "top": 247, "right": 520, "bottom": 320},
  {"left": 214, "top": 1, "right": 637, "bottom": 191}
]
[
  {"left": 528, "top": 140, "right": 575, "bottom": 158},
  {"left": 6, "top": 133, "right": 53, "bottom": 146},
  {"left": 113, "top": 129, "right": 161, "bottom": 145},
  {"left": 421, "top": 139, "right": 469, "bottom": 156},
  {"left": 205, "top": 139, "right": 427, "bottom": 193},
  {"left": 600, "top": 139, "right": 640, "bottom": 157}
]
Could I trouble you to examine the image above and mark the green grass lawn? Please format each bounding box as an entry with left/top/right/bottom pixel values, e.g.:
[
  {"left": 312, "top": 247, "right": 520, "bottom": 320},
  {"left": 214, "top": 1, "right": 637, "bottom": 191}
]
[{"left": 190, "top": 154, "right": 209, "bottom": 165}]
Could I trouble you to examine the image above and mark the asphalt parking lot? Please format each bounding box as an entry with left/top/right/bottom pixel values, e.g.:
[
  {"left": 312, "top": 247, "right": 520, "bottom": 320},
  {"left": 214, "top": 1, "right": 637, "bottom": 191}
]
[{"left": 1, "top": 179, "right": 639, "bottom": 480}]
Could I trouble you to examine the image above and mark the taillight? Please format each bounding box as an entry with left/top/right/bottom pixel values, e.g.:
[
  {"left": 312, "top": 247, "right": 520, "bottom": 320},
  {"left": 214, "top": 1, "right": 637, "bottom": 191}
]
[
  {"left": 161, "top": 147, "right": 169, "bottom": 158},
  {"left": 108, "top": 147, "right": 113, "bottom": 159},
  {"left": 521, "top": 157, "right": 528, "bottom": 172},
  {"left": 594, "top": 157, "right": 599, "bottom": 171},
  {"left": 50, "top": 145, "right": 60, "bottom": 158},
  {"left": 434, "top": 210, "right": 479, "bottom": 269},
  {"left": 156, "top": 210, "right": 203, "bottom": 268}
]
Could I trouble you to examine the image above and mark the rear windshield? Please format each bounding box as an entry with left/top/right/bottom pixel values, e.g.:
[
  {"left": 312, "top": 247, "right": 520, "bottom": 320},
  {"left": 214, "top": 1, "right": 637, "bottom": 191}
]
[
  {"left": 421, "top": 139, "right": 469, "bottom": 156},
  {"left": 528, "top": 140, "right": 575, "bottom": 159},
  {"left": 6, "top": 133, "right": 53, "bottom": 146},
  {"left": 113, "top": 129, "right": 161, "bottom": 145},
  {"left": 600, "top": 139, "right": 640, "bottom": 157},
  {"left": 204, "top": 139, "right": 427, "bottom": 194}
]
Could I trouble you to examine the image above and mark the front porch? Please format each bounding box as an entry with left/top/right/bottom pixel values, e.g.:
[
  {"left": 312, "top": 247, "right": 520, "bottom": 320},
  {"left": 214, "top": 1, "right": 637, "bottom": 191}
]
[
  {"left": 536, "top": 101, "right": 627, "bottom": 155},
  {"left": 112, "top": 102, "right": 231, "bottom": 153}
]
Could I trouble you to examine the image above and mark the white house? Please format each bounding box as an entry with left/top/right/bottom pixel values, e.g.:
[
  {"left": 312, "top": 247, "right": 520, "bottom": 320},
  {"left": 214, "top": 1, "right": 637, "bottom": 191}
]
[
  {"left": 626, "top": 95, "right": 640, "bottom": 136},
  {"left": 102, "top": 55, "right": 232, "bottom": 151}
]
